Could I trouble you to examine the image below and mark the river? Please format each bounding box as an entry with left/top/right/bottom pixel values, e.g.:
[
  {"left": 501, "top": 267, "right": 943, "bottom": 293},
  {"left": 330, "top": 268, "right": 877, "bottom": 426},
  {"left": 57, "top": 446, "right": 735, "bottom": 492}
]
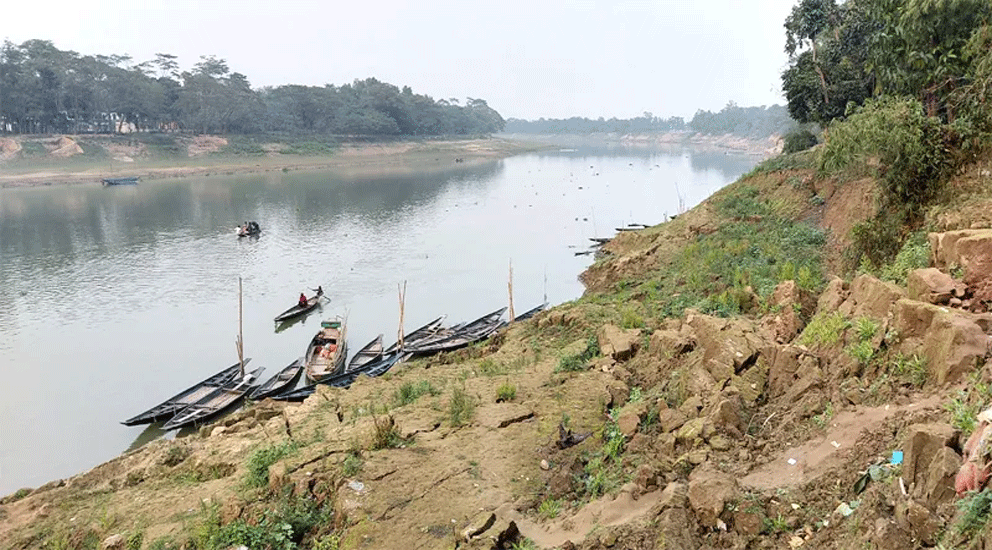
[{"left": 0, "top": 142, "right": 759, "bottom": 495}]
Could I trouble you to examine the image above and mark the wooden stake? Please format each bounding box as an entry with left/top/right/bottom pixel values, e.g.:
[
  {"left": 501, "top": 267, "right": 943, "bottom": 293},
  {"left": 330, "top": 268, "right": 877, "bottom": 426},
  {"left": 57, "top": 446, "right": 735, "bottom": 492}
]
[
  {"left": 397, "top": 281, "right": 407, "bottom": 350},
  {"left": 238, "top": 276, "right": 245, "bottom": 377},
  {"left": 508, "top": 260, "right": 515, "bottom": 323}
]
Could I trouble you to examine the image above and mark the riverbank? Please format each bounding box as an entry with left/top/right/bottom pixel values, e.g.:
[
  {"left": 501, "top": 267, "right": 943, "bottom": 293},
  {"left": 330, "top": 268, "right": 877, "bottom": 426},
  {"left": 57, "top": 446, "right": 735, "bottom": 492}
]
[
  {"left": 0, "top": 136, "right": 549, "bottom": 188},
  {"left": 498, "top": 130, "right": 784, "bottom": 158}
]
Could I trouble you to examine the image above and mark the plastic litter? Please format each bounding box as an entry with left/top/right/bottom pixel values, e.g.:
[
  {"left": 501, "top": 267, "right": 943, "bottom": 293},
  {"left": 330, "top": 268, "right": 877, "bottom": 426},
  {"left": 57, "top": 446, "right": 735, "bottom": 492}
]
[{"left": 891, "top": 450, "right": 904, "bottom": 465}]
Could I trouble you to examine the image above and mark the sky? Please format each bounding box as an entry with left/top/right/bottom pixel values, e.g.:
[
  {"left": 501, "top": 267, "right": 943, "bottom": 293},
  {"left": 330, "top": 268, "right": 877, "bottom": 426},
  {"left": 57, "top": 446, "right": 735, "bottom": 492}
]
[{"left": 3, "top": 0, "right": 797, "bottom": 121}]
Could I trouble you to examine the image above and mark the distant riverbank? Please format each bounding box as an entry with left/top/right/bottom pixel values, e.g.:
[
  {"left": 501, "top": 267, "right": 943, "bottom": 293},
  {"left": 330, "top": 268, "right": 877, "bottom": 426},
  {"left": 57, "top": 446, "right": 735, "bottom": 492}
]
[
  {"left": 499, "top": 131, "right": 783, "bottom": 158},
  {"left": 0, "top": 136, "right": 550, "bottom": 188}
]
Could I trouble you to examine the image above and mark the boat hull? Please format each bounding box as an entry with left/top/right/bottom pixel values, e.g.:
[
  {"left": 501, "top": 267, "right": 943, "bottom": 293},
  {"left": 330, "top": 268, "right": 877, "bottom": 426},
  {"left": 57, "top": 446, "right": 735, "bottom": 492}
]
[{"left": 121, "top": 360, "right": 250, "bottom": 426}]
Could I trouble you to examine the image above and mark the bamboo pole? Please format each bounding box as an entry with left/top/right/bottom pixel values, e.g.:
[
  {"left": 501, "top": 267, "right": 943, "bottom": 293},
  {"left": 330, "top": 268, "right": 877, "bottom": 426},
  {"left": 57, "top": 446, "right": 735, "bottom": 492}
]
[
  {"left": 508, "top": 260, "right": 515, "bottom": 323},
  {"left": 397, "top": 281, "right": 406, "bottom": 350},
  {"left": 238, "top": 276, "right": 245, "bottom": 377}
]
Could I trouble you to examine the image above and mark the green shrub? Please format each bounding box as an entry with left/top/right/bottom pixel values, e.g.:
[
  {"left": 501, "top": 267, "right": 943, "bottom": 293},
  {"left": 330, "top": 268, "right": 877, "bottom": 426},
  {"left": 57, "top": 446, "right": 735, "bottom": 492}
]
[
  {"left": 370, "top": 414, "right": 403, "bottom": 450},
  {"left": 394, "top": 380, "right": 440, "bottom": 406},
  {"left": 854, "top": 317, "right": 880, "bottom": 343},
  {"left": 245, "top": 441, "right": 298, "bottom": 489},
  {"left": 955, "top": 488, "right": 992, "bottom": 538},
  {"left": 537, "top": 498, "right": 562, "bottom": 520},
  {"left": 556, "top": 336, "right": 600, "bottom": 373},
  {"left": 496, "top": 382, "right": 516, "bottom": 402},
  {"left": 891, "top": 354, "right": 928, "bottom": 387},
  {"left": 341, "top": 452, "right": 363, "bottom": 477},
  {"left": 798, "top": 311, "right": 850, "bottom": 347},
  {"left": 783, "top": 128, "right": 818, "bottom": 154},
  {"left": 876, "top": 231, "right": 931, "bottom": 285}
]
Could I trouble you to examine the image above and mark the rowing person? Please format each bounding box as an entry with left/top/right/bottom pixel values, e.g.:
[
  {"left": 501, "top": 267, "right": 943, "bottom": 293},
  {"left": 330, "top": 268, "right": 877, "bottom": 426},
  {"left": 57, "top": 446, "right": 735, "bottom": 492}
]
[{"left": 299, "top": 292, "right": 308, "bottom": 308}]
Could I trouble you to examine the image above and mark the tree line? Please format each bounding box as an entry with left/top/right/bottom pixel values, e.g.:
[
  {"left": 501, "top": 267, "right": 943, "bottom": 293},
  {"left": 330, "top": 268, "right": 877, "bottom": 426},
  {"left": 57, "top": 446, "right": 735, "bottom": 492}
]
[
  {"left": 504, "top": 104, "right": 793, "bottom": 138},
  {"left": 0, "top": 40, "right": 505, "bottom": 136}
]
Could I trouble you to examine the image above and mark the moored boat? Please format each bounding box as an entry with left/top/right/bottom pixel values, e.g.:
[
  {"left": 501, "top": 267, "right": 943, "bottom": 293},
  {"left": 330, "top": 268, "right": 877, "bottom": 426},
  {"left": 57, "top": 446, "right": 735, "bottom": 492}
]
[
  {"left": 121, "top": 359, "right": 250, "bottom": 426},
  {"left": 405, "top": 307, "right": 507, "bottom": 356},
  {"left": 249, "top": 358, "right": 304, "bottom": 400},
  {"left": 513, "top": 302, "right": 549, "bottom": 322},
  {"left": 102, "top": 176, "right": 139, "bottom": 186},
  {"left": 383, "top": 315, "right": 445, "bottom": 354},
  {"left": 347, "top": 334, "right": 383, "bottom": 373},
  {"left": 305, "top": 317, "right": 348, "bottom": 382},
  {"left": 163, "top": 367, "right": 264, "bottom": 430},
  {"left": 272, "top": 352, "right": 404, "bottom": 402}
]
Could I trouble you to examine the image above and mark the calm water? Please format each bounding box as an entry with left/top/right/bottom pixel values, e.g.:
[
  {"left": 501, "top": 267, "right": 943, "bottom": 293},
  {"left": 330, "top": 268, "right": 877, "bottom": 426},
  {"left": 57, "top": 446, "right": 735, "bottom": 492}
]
[{"left": 0, "top": 144, "right": 757, "bottom": 494}]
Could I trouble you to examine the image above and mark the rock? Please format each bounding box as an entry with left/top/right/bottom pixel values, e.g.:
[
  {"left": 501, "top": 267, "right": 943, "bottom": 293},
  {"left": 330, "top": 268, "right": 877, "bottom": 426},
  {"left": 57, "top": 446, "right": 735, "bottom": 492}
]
[
  {"left": 904, "top": 499, "right": 941, "bottom": 546},
  {"left": 547, "top": 455, "right": 583, "bottom": 498},
  {"left": 892, "top": 299, "right": 946, "bottom": 340},
  {"left": 539, "top": 459, "right": 550, "bottom": 471},
  {"left": 460, "top": 511, "right": 496, "bottom": 541},
  {"left": 902, "top": 424, "right": 957, "bottom": 496},
  {"left": 599, "top": 530, "right": 619, "bottom": 547},
  {"left": 658, "top": 481, "right": 688, "bottom": 509},
  {"left": 925, "top": 446, "right": 961, "bottom": 507},
  {"left": 489, "top": 519, "right": 520, "bottom": 549},
  {"left": 929, "top": 230, "right": 988, "bottom": 269},
  {"left": 688, "top": 465, "right": 739, "bottom": 527},
  {"left": 709, "top": 434, "right": 732, "bottom": 452},
  {"left": 763, "top": 280, "right": 804, "bottom": 342},
  {"left": 633, "top": 463, "right": 659, "bottom": 492},
  {"left": 955, "top": 232, "right": 992, "bottom": 285},
  {"left": 839, "top": 274, "right": 905, "bottom": 320},
  {"left": 655, "top": 507, "right": 696, "bottom": 549},
  {"left": 679, "top": 395, "right": 704, "bottom": 418},
  {"left": 685, "top": 314, "right": 764, "bottom": 384},
  {"left": 687, "top": 448, "right": 708, "bottom": 465},
  {"left": 657, "top": 408, "right": 688, "bottom": 433},
  {"left": 734, "top": 509, "right": 764, "bottom": 536},
  {"left": 817, "top": 276, "right": 849, "bottom": 313},
  {"left": 907, "top": 268, "right": 962, "bottom": 304},
  {"left": 606, "top": 381, "right": 630, "bottom": 409},
  {"left": 598, "top": 324, "right": 642, "bottom": 361},
  {"left": 50, "top": 136, "right": 83, "bottom": 158},
  {"left": 617, "top": 411, "right": 641, "bottom": 437},
  {"left": 210, "top": 425, "right": 228, "bottom": 438},
  {"left": 873, "top": 518, "right": 911, "bottom": 550},
  {"left": 101, "top": 534, "right": 124, "bottom": 550},
  {"left": 676, "top": 418, "right": 705, "bottom": 444},
  {"left": 921, "top": 312, "right": 989, "bottom": 384},
  {"left": 708, "top": 399, "right": 743, "bottom": 437},
  {"left": 648, "top": 328, "right": 694, "bottom": 358}
]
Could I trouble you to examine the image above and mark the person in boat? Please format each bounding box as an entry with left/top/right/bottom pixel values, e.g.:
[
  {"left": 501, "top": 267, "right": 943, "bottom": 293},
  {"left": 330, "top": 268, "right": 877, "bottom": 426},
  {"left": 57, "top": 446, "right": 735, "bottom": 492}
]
[
  {"left": 299, "top": 292, "right": 308, "bottom": 308},
  {"left": 312, "top": 285, "right": 323, "bottom": 297}
]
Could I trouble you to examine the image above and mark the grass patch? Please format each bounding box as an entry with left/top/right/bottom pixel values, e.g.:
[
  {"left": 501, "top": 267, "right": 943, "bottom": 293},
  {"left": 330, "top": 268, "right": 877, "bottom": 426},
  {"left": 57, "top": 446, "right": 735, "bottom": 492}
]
[
  {"left": 188, "top": 488, "right": 332, "bottom": 550},
  {"left": 496, "top": 382, "right": 517, "bottom": 402},
  {"left": 954, "top": 488, "right": 992, "bottom": 539},
  {"left": 797, "top": 311, "right": 850, "bottom": 348},
  {"left": 369, "top": 414, "right": 404, "bottom": 450},
  {"left": 580, "top": 410, "right": 627, "bottom": 499},
  {"left": 448, "top": 385, "right": 476, "bottom": 427},
  {"left": 891, "top": 353, "right": 928, "bottom": 387},
  {"left": 537, "top": 498, "right": 562, "bottom": 520},
  {"left": 556, "top": 336, "right": 600, "bottom": 373},
  {"left": 393, "top": 380, "right": 440, "bottom": 407}
]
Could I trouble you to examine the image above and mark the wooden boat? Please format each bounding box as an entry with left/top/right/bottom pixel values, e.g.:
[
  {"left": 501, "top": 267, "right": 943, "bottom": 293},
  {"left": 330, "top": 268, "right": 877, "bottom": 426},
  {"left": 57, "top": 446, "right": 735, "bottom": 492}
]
[
  {"left": 347, "top": 334, "right": 383, "bottom": 373},
  {"left": 249, "top": 358, "right": 304, "bottom": 400},
  {"left": 272, "top": 352, "right": 404, "bottom": 402},
  {"left": 405, "top": 307, "right": 507, "bottom": 356},
  {"left": 305, "top": 317, "right": 348, "bottom": 382},
  {"left": 514, "top": 302, "right": 549, "bottom": 322},
  {"left": 274, "top": 291, "right": 323, "bottom": 324},
  {"left": 102, "top": 176, "right": 139, "bottom": 186},
  {"left": 121, "top": 359, "right": 250, "bottom": 426},
  {"left": 163, "top": 367, "right": 264, "bottom": 430},
  {"left": 383, "top": 315, "right": 446, "bottom": 354}
]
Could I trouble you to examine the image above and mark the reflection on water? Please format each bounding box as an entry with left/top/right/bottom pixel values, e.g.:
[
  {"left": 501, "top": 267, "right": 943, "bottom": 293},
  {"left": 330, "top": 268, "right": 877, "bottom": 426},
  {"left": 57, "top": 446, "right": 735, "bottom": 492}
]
[{"left": 0, "top": 145, "right": 758, "bottom": 495}]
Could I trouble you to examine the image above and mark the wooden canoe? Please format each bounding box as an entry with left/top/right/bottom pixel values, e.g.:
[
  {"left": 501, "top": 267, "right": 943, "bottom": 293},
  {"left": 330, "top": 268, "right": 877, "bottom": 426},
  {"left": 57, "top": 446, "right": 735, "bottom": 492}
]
[
  {"left": 383, "top": 315, "right": 445, "bottom": 354},
  {"left": 272, "top": 352, "right": 404, "bottom": 402},
  {"left": 305, "top": 317, "right": 348, "bottom": 382},
  {"left": 121, "top": 359, "right": 250, "bottom": 426},
  {"left": 347, "top": 334, "right": 383, "bottom": 373},
  {"left": 249, "top": 358, "right": 304, "bottom": 400},
  {"left": 405, "top": 308, "right": 507, "bottom": 356},
  {"left": 163, "top": 367, "right": 264, "bottom": 430},
  {"left": 274, "top": 293, "right": 322, "bottom": 324}
]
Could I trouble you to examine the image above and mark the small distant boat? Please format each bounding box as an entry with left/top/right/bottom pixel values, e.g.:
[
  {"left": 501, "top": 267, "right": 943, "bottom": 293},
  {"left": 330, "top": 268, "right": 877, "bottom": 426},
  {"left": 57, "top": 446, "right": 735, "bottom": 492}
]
[
  {"left": 405, "top": 307, "right": 507, "bottom": 357},
  {"left": 305, "top": 317, "right": 348, "bottom": 382},
  {"left": 121, "top": 360, "right": 250, "bottom": 426},
  {"left": 274, "top": 289, "right": 324, "bottom": 324},
  {"left": 237, "top": 221, "right": 261, "bottom": 238},
  {"left": 102, "top": 176, "right": 139, "bottom": 186},
  {"left": 347, "top": 334, "right": 383, "bottom": 373},
  {"left": 272, "top": 352, "right": 404, "bottom": 402},
  {"left": 384, "top": 315, "right": 446, "bottom": 354},
  {"left": 163, "top": 367, "right": 264, "bottom": 430},
  {"left": 249, "top": 358, "right": 304, "bottom": 400}
]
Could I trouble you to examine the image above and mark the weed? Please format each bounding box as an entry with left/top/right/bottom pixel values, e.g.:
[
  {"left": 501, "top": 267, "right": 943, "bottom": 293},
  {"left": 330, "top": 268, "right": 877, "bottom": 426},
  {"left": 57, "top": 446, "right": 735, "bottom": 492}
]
[
  {"left": 764, "top": 514, "right": 790, "bottom": 534},
  {"left": 812, "top": 401, "right": 835, "bottom": 429},
  {"left": 537, "top": 498, "right": 562, "bottom": 520},
  {"left": 147, "top": 537, "right": 180, "bottom": 550},
  {"left": 244, "top": 441, "right": 298, "bottom": 489},
  {"left": 891, "top": 354, "right": 928, "bottom": 387},
  {"left": 449, "top": 385, "right": 476, "bottom": 427},
  {"left": 188, "top": 488, "right": 332, "bottom": 550},
  {"left": 798, "top": 311, "right": 850, "bottom": 347},
  {"left": 311, "top": 533, "right": 341, "bottom": 550},
  {"left": 854, "top": 317, "right": 880, "bottom": 342},
  {"left": 126, "top": 531, "right": 144, "bottom": 550},
  {"left": 946, "top": 390, "right": 982, "bottom": 434},
  {"left": 954, "top": 489, "right": 992, "bottom": 539},
  {"left": 394, "top": 380, "right": 440, "bottom": 407},
  {"left": 341, "top": 452, "right": 363, "bottom": 477},
  {"left": 876, "top": 231, "right": 931, "bottom": 285},
  {"left": 581, "top": 410, "right": 627, "bottom": 499},
  {"left": 477, "top": 358, "right": 510, "bottom": 376},
  {"left": 496, "top": 382, "right": 517, "bottom": 402},
  {"left": 620, "top": 306, "right": 645, "bottom": 329},
  {"left": 162, "top": 444, "right": 190, "bottom": 467},
  {"left": 847, "top": 340, "right": 876, "bottom": 366},
  {"left": 510, "top": 538, "right": 539, "bottom": 550},
  {"left": 628, "top": 386, "right": 643, "bottom": 403},
  {"left": 370, "top": 414, "right": 403, "bottom": 450},
  {"left": 556, "top": 336, "right": 600, "bottom": 373}
]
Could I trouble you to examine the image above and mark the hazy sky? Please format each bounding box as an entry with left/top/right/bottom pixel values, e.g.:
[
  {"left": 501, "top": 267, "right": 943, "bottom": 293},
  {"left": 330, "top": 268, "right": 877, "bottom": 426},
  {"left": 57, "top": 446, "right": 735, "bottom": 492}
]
[{"left": 5, "top": 0, "right": 796, "bottom": 121}]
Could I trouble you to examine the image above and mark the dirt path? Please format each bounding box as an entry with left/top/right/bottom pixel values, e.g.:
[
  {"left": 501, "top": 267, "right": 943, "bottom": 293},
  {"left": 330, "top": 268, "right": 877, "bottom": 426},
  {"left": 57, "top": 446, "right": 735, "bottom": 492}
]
[{"left": 741, "top": 395, "right": 945, "bottom": 491}]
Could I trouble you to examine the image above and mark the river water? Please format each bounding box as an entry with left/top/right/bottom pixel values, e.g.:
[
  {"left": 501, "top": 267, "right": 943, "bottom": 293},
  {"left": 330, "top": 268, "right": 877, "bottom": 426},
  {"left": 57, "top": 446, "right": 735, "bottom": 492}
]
[{"left": 0, "top": 142, "right": 758, "bottom": 494}]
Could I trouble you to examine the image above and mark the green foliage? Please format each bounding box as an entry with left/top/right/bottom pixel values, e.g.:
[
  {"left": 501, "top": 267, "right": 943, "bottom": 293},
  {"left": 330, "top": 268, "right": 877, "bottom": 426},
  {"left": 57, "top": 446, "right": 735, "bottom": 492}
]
[
  {"left": 556, "top": 336, "right": 600, "bottom": 372},
  {"left": 126, "top": 531, "right": 144, "bottom": 550},
  {"left": 244, "top": 441, "right": 298, "bottom": 489},
  {"left": 581, "top": 411, "right": 627, "bottom": 499},
  {"left": 874, "top": 231, "right": 932, "bottom": 285},
  {"left": 341, "top": 452, "right": 363, "bottom": 477},
  {"left": 854, "top": 317, "right": 879, "bottom": 342},
  {"left": 619, "top": 306, "right": 645, "bottom": 329},
  {"left": 891, "top": 353, "right": 928, "bottom": 387},
  {"left": 448, "top": 385, "right": 475, "bottom": 427},
  {"left": 764, "top": 514, "right": 791, "bottom": 534},
  {"left": 954, "top": 488, "right": 992, "bottom": 539},
  {"left": 847, "top": 340, "right": 875, "bottom": 366},
  {"left": 510, "top": 539, "right": 539, "bottom": 550},
  {"left": 819, "top": 97, "right": 950, "bottom": 207},
  {"left": 537, "top": 498, "right": 562, "bottom": 520},
  {"left": 496, "top": 382, "right": 517, "bottom": 402},
  {"left": 744, "top": 149, "right": 817, "bottom": 177},
  {"left": 783, "top": 127, "right": 818, "bottom": 154},
  {"left": 945, "top": 389, "right": 982, "bottom": 434},
  {"left": 393, "top": 380, "right": 440, "bottom": 407},
  {"left": 188, "top": 489, "right": 331, "bottom": 550},
  {"left": 370, "top": 414, "right": 403, "bottom": 450},
  {"left": 798, "top": 311, "right": 850, "bottom": 347}
]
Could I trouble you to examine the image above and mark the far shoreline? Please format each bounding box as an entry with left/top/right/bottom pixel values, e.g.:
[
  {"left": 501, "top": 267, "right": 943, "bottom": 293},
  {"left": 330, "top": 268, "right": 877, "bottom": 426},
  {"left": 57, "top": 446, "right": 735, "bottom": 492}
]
[{"left": 0, "top": 137, "right": 552, "bottom": 189}]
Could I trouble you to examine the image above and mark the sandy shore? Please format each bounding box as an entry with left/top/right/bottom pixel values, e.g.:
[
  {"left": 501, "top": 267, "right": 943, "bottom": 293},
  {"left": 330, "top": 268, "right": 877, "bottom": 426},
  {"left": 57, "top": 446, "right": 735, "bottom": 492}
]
[{"left": 0, "top": 138, "right": 550, "bottom": 189}]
